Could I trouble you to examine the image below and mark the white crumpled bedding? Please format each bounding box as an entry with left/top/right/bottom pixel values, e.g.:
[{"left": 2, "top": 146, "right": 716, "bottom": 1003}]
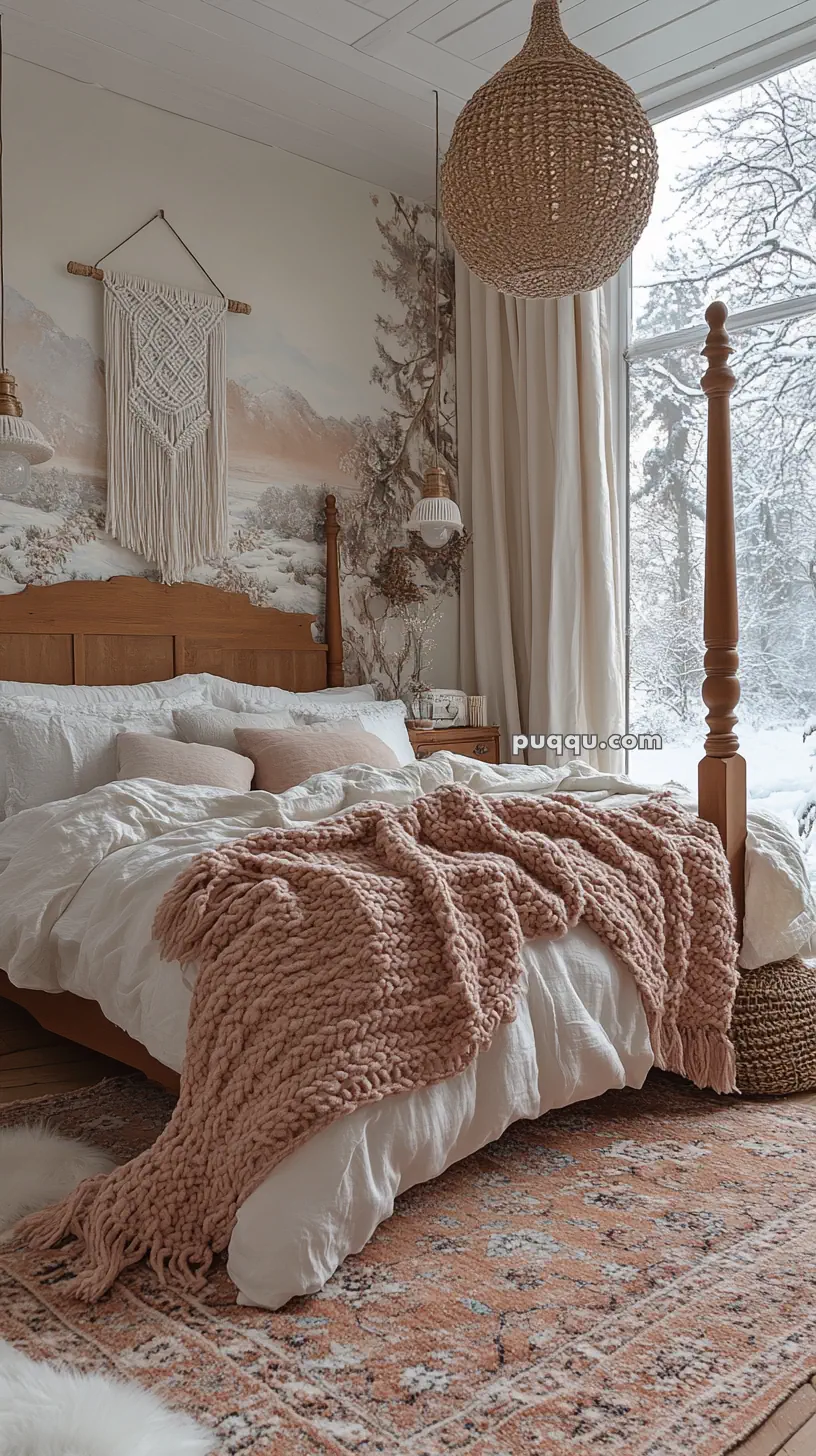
[
  {"left": 0, "top": 752, "right": 810, "bottom": 1307},
  {"left": 0, "top": 753, "right": 653, "bottom": 1026}
]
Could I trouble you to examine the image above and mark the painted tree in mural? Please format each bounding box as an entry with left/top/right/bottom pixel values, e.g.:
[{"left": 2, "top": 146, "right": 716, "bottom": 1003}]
[
  {"left": 630, "top": 65, "right": 816, "bottom": 747},
  {"left": 341, "top": 195, "right": 466, "bottom": 698}
]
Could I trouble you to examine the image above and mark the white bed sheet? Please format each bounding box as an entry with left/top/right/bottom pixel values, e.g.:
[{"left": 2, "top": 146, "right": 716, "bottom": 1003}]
[
  {"left": 0, "top": 757, "right": 659, "bottom": 1307},
  {"left": 231, "top": 926, "right": 652, "bottom": 1308}
]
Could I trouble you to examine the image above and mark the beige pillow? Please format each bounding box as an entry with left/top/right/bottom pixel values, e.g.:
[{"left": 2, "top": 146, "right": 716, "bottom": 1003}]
[
  {"left": 116, "top": 733, "right": 255, "bottom": 792},
  {"left": 234, "top": 725, "right": 399, "bottom": 794}
]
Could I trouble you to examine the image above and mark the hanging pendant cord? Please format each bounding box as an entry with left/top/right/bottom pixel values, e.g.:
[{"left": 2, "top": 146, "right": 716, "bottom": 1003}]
[
  {"left": 434, "top": 88, "right": 440, "bottom": 469},
  {"left": 0, "top": 13, "right": 6, "bottom": 373},
  {"left": 95, "top": 208, "right": 226, "bottom": 299}
]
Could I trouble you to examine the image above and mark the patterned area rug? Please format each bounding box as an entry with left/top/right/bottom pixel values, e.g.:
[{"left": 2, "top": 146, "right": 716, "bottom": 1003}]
[{"left": 1, "top": 1075, "right": 815, "bottom": 1456}]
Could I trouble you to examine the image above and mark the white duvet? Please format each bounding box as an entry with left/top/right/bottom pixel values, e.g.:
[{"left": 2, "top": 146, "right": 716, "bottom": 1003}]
[{"left": 0, "top": 752, "right": 808, "bottom": 1309}]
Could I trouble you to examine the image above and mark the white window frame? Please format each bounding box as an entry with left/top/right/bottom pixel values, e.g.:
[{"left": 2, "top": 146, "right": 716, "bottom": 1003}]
[{"left": 628, "top": 290, "right": 816, "bottom": 366}]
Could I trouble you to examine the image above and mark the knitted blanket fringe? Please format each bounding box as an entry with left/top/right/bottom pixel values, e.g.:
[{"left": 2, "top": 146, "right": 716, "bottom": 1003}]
[{"left": 16, "top": 786, "right": 739, "bottom": 1301}]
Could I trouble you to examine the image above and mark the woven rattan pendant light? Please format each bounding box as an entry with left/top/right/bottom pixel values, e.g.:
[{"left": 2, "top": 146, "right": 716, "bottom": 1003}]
[{"left": 441, "top": 0, "right": 658, "bottom": 298}]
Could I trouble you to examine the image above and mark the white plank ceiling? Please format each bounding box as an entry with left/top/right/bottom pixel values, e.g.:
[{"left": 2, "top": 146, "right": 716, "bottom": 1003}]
[{"left": 6, "top": 0, "right": 816, "bottom": 198}]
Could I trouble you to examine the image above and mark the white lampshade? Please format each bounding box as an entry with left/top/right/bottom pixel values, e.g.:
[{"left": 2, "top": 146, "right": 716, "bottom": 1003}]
[
  {"left": 407, "top": 467, "right": 463, "bottom": 548},
  {"left": 0, "top": 374, "right": 54, "bottom": 498},
  {"left": 0, "top": 413, "right": 54, "bottom": 466}
]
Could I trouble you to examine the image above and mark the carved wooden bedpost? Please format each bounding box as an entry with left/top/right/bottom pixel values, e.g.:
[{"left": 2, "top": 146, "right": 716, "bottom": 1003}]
[
  {"left": 324, "top": 493, "right": 345, "bottom": 687},
  {"left": 699, "top": 302, "right": 747, "bottom": 931}
]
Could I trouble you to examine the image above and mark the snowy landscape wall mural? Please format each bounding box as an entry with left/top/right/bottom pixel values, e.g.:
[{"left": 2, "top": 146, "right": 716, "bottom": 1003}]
[
  {"left": 0, "top": 59, "right": 459, "bottom": 696},
  {"left": 0, "top": 196, "right": 458, "bottom": 696},
  {"left": 0, "top": 283, "right": 353, "bottom": 608}
]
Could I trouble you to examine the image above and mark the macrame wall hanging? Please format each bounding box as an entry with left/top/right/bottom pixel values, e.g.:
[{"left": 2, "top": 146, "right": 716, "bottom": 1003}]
[{"left": 67, "top": 211, "right": 251, "bottom": 585}]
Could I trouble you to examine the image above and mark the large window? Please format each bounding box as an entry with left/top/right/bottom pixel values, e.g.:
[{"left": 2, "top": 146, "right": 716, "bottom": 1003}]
[{"left": 627, "top": 60, "right": 816, "bottom": 875}]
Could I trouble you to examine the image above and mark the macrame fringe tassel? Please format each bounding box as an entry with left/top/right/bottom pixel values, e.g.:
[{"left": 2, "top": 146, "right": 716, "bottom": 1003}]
[{"left": 103, "top": 271, "right": 229, "bottom": 584}]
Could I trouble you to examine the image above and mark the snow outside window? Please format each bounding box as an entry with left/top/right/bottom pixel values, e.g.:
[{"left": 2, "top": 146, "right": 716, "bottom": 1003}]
[{"left": 627, "top": 58, "right": 816, "bottom": 881}]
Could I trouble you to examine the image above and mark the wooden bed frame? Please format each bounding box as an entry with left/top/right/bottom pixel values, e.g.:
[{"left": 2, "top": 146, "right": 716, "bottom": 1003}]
[
  {"left": 0, "top": 305, "right": 749, "bottom": 1091},
  {"left": 0, "top": 492, "right": 344, "bottom": 1091},
  {"left": 698, "top": 303, "right": 746, "bottom": 928}
]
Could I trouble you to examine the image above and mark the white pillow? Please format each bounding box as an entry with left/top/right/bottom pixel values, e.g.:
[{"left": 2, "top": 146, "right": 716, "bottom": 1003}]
[
  {"left": 173, "top": 705, "right": 294, "bottom": 753},
  {"left": 0, "top": 695, "right": 202, "bottom": 816},
  {"left": 0, "top": 673, "right": 218, "bottom": 706},
  {"left": 295, "top": 700, "right": 415, "bottom": 767},
  {"left": 210, "top": 678, "right": 378, "bottom": 711},
  {"left": 0, "top": 675, "right": 377, "bottom": 712},
  {"left": 741, "top": 808, "right": 816, "bottom": 969},
  {"left": 305, "top": 684, "right": 378, "bottom": 701}
]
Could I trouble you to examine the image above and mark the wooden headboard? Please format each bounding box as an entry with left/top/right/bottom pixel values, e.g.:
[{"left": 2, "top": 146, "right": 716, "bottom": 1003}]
[{"left": 0, "top": 494, "right": 344, "bottom": 692}]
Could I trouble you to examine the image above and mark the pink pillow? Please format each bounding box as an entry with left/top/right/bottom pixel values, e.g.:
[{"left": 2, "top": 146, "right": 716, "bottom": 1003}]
[
  {"left": 117, "top": 733, "right": 254, "bottom": 792},
  {"left": 234, "top": 725, "right": 399, "bottom": 794}
]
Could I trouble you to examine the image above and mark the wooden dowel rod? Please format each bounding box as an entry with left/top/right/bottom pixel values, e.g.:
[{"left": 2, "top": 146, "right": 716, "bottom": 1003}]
[{"left": 66, "top": 260, "right": 251, "bottom": 315}]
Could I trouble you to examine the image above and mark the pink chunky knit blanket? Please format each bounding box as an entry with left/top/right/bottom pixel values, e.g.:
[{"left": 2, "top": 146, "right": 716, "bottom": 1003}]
[{"left": 19, "top": 785, "right": 739, "bottom": 1301}]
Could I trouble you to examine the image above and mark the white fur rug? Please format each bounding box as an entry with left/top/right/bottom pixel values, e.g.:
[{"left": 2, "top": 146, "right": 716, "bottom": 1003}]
[
  {"left": 0, "top": 1125, "right": 214, "bottom": 1454},
  {"left": 0, "top": 1124, "right": 117, "bottom": 1240},
  {"left": 0, "top": 1340, "right": 214, "bottom": 1455}
]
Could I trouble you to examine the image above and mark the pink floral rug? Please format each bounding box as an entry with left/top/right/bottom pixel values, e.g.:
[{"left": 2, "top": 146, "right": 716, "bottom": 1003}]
[{"left": 2, "top": 1073, "right": 815, "bottom": 1455}]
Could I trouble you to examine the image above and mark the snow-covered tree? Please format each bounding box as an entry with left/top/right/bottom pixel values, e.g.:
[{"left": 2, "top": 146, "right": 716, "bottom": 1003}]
[{"left": 631, "top": 66, "right": 816, "bottom": 749}]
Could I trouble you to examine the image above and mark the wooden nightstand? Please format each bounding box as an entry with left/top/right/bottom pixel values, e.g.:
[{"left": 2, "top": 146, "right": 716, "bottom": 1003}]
[{"left": 408, "top": 724, "right": 501, "bottom": 765}]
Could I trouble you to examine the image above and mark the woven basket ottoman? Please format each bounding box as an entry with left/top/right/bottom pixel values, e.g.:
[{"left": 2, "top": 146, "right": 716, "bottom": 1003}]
[{"left": 731, "top": 957, "right": 816, "bottom": 1095}]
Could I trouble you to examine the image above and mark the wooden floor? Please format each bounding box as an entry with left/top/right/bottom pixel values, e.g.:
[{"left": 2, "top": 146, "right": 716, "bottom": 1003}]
[
  {"left": 0, "top": 995, "right": 130, "bottom": 1103},
  {"left": 1, "top": 996, "right": 815, "bottom": 1453}
]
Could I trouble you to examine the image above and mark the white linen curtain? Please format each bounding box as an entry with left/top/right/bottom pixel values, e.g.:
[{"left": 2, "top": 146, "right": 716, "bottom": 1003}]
[{"left": 456, "top": 255, "right": 626, "bottom": 772}]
